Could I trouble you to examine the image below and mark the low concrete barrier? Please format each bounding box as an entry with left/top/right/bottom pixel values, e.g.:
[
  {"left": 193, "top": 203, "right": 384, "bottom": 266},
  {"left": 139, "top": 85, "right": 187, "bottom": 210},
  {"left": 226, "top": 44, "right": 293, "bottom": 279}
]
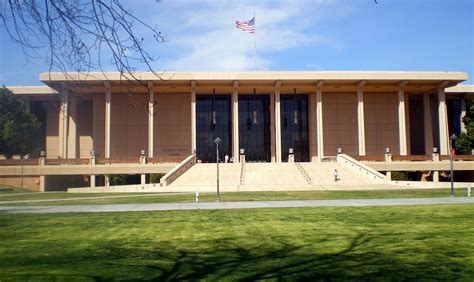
[
  {"left": 337, "top": 154, "right": 386, "bottom": 182},
  {"left": 160, "top": 154, "right": 197, "bottom": 186}
]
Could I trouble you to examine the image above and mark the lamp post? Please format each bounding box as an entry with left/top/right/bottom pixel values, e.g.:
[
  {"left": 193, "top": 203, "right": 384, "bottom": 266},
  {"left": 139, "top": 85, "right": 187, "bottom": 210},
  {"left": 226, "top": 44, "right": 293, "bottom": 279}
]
[
  {"left": 214, "top": 137, "right": 222, "bottom": 202},
  {"left": 450, "top": 134, "right": 457, "bottom": 197}
]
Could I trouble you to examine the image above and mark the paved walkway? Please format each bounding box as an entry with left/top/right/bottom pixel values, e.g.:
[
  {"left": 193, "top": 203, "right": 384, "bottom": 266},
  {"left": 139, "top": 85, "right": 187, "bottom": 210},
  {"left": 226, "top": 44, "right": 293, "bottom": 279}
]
[
  {"left": 0, "top": 192, "right": 186, "bottom": 204},
  {"left": 0, "top": 197, "right": 472, "bottom": 214}
]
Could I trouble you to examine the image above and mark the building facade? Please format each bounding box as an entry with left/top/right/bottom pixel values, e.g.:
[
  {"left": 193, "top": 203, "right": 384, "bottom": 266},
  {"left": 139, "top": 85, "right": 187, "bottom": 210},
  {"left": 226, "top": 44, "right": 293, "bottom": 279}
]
[{"left": 3, "top": 71, "right": 473, "bottom": 190}]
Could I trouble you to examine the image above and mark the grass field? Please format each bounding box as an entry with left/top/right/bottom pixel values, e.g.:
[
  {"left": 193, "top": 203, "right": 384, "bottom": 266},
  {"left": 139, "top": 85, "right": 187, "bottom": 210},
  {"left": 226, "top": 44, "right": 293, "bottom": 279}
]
[
  {"left": 0, "top": 188, "right": 470, "bottom": 206},
  {"left": 1, "top": 204, "right": 473, "bottom": 280}
]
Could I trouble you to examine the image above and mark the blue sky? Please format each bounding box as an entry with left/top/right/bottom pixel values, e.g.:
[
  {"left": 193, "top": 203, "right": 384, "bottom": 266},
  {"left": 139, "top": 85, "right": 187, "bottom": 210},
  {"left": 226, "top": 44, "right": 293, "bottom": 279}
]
[{"left": 1, "top": 0, "right": 473, "bottom": 85}]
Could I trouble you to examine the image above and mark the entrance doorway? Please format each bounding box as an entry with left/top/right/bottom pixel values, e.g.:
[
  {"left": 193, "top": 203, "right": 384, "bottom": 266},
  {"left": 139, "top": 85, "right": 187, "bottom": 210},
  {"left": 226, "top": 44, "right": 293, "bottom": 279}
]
[
  {"left": 281, "top": 94, "right": 309, "bottom": 162},
  {"left": 238, "top": 94, "right": 271, "bottom": 162},
  {"left": 196, "top": 94, "right": 232, "bottom": 162}
]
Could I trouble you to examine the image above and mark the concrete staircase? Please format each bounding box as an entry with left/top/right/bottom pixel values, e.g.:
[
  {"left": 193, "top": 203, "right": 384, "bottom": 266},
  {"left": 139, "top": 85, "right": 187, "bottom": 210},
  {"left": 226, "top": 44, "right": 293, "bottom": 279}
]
[{"left": 163, "top": 159, "right": 389, "bottom": 192}]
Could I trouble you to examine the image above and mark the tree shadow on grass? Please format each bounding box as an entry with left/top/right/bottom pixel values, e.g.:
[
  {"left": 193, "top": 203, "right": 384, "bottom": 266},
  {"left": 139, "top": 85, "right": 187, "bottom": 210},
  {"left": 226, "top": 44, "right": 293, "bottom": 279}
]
[{"left": 1, "top": 233, "right": 472, "bottom": 280}]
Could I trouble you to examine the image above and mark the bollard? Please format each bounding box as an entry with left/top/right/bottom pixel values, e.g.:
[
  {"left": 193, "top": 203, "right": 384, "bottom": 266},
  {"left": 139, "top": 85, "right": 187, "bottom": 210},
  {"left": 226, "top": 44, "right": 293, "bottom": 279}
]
[
  {"left": 195, "top": 191, "right": 200, "bottom": 202},
  {"left": 468, "top": 186, "right": 471, "bottom": 197}
]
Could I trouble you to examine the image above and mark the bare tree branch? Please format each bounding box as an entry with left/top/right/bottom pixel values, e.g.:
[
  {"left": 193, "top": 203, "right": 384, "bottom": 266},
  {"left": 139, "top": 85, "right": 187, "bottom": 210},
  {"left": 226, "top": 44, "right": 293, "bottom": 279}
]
[{"left": 0, "top": 0, "right": 166, "bottom": 83}]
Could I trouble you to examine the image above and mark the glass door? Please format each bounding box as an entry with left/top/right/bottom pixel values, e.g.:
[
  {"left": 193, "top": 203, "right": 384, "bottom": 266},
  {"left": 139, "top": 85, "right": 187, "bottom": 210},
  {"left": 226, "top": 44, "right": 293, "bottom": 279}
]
[
  {"left": 281, "top": 94, "right": 309, "bottom": 162},
  {"left": 196, "top": 94, "right": 232, "bottom": 162},
  {"left": 238, "top": 94, "right": 271, "bottom": 162}
]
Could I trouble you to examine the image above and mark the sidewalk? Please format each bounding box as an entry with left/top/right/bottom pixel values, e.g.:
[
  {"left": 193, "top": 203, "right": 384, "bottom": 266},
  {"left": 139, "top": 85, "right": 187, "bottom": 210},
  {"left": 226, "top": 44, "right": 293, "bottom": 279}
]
[{"left": 0, "top": 197, "right": 472, "bottom": 214}]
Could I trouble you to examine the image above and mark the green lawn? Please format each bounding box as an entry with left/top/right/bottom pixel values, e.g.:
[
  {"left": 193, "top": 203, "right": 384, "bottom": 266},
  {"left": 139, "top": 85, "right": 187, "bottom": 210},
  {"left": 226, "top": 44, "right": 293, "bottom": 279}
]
[
  {"left": 1, "top": 204, "right": 473, "bottom": 280},
  {"left": 0, "top": 188, "right": 470, "bottom": 206}
]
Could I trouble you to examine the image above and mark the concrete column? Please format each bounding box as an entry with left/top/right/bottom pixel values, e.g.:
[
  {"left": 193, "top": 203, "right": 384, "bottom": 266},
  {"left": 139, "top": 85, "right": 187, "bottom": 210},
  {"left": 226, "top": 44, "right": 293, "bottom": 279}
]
[
  {"left": 398, "top": 81, "right": 408, "bottom": 156},
  {"left": 275, "top": 81, "right": 282, "bottom": 163},
  {"left": 104, "top": 82, "right": 111, "bottom": 159},
  {"left": 191, "top": 81, "right": 197, "bottom": 154},
  {"left": 90, "top": 154, "right": 96, "bottom": 189},
  {"left": 316, "top": 81, "right": 324, "bottom": 161},
  {"left": 270, "top": 90, "right": 276, "bottom": 162},
  {"left": 39, "top": 155, "right": 45, "bottom": 192},
  {"left": 104, "top": 82, "right": 111, "bottom": 188},
  {"left": 460, "top": 97, "right": 467, "bottom": 133},
  {"left": 148, "top": 81, "right": 154, "bottom": 158},
  {"left": 438, "top": 82, "right": 449, "bottom": 155},
  {"left": 58, "top": 85, "right": 69, "bottom": 158},
  {"left": 140, "top": 155, "right": 146, "bottom": 185},
  {"left": 309, "top": 92, "right": 318, "bottom": 162},
  {"left": 232, "top": 81, "right": 240, "bottom": 162},
  {"left": 405, "top": 92, "right": 411, "bottom": 155},
  {"left": 231, "top": 81, "right": 240, "bottom": 163},
  {"left": 67, "top": 95, "right": 77, "bottom": 159},
  {"left": 432, "top": 152, "right": 439, "bottom": 182},
  {"left": 90, "top": 176, "right": 95, "bottom": 189},
  {"left": 384, "top": 151, "right": 392, "bottom": 181},
  {"left": 423, "top": 93, "right": 434, "bottom": 154},
  {"left": 357, "top": 81, "right": 366, "bottom": 156}
]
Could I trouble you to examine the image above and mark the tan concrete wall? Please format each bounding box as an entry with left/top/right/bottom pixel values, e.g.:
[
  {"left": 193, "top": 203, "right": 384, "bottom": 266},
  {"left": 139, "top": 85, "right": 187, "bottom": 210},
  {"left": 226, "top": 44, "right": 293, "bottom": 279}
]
[
  {"left": 77, "top": 100, "right": 93, "bottom": 158},
  {"left": 110, "top": 93, "right": 148, "bottom": 158},
  {"left": 308, "top": 92, "right": 318, "bottom": 161},
  {"left": 154, "top": 93, "right": 192, "bottom": 158},
  {"left": 364, "top": 92, "right": 400, "bottom": 155},
  {"left": 323, "top": 93, "right": 358, "bottom": 156},
  {"left": 93, "top": 94, "right": 105, "bottom": 158},
  {"left": 45, "top": 101, "right": 59, "bottom": 158}
]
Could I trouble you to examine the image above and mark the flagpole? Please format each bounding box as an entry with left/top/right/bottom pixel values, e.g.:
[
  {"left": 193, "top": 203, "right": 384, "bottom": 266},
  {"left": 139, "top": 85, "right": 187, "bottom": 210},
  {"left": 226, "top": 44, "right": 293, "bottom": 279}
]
[{"left": 254, "top": 11, "right": 256, "bottom": 71}]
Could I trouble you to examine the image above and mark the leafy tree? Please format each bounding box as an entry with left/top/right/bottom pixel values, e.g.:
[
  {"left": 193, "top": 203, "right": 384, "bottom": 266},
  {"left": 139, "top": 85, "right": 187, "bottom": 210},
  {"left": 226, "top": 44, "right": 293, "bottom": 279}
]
[
  {"left": 455, "top": 103, "right": 474, "bottom": 154},
  {"left": 0, "top": 87, "right": 41, "bottom": 158},
  {"left": 109, "top": 174, "right": 126, "bottom": 186}
]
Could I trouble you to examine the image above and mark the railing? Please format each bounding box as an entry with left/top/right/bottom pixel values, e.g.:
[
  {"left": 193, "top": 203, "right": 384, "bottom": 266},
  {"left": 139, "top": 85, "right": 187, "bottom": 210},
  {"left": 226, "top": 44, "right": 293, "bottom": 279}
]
[
  {"left": 147, "top": 157, "right": 185, "bottom": 163},
  {"left": 392, "top": 155, "right": 433, "bottom": 161},
  {"left": 160, "top": 154, "right": 197, "bottom": 186},
  {"left": 0, "top": 159, "right": 39, "bottom": 166},
  {"left": 354, "top": 155, "right": 386, "bottom": 162},
  {"left": 0, "top": 156, "right": 186, "bottom": 166},
  {"left": 95, "top": 158, "right": 141, "bottom": 165},
  {"left": 295, "top": 162, "right": 312, "bottom": 184},
  {"left": 239, "top": 161, "right": 246, "bottom": 186},
  {"left": 337, "top": 154, "right": 386, "bottom": 181},
  {"left": 45, "top": 159, "right": 90, "bottom": 165},
  {"left": 440, "top": 155, "right": 474, "bottom": 161},
  {"left": 354, "top": 155, "right": 474, "bottom": 162}
]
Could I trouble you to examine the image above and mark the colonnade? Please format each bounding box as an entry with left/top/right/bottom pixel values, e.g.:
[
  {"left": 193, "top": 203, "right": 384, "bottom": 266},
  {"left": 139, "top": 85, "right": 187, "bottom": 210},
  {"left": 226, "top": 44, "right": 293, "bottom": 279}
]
[{"left": 56, "top": 80, "right": 454, "bottom": 163}]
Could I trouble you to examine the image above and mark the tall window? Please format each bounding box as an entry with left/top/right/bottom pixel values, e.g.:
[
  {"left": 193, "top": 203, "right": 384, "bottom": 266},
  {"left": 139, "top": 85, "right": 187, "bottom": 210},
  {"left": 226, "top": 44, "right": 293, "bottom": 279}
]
[
  {"left": 447, "top": 99, "right": 462, "bottom": 136},
  {"left": 196, "top": 95, "right": 231, "bottom": 162},
  {"left": 281, "top": 94, "right": 309, "bottom": 162},
  {"left": 238, "top": 94, "right": 271, "bottom": 162}
]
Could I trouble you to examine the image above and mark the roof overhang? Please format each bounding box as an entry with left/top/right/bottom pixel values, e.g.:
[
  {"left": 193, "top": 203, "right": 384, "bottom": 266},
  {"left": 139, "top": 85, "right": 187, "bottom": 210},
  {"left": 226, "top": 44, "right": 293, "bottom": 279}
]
[
  {"left": 7, "top": 86, "right": 57, "bottom": 95},
  {"left": 39, "top": 71, "right": 468, "bottom": 95},
  {"left": 446, "top": 85, "right": 474, "bottom": 93}
]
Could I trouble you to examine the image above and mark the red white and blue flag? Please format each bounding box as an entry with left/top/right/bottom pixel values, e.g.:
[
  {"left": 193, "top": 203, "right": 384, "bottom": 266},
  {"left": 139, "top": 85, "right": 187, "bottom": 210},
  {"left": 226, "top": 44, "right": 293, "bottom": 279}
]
[{"left": 236, "top": 17, "right": 255, "bottom": 33}]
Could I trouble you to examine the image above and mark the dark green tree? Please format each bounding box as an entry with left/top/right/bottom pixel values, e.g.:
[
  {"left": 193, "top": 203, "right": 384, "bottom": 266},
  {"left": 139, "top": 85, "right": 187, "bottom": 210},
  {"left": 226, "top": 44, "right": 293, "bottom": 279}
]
[
  {"left": 0, "top": 87, "right": 41, "bottom": 158},
  {"left": 455, "top": 103, "right": 474, "bottom": 154}
]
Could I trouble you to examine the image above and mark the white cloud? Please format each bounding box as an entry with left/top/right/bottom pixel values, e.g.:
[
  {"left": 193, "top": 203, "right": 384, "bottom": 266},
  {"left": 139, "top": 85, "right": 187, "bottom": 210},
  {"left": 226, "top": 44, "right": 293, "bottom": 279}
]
[{"left": 150, "top": 0, "right": 332, "bottom": 71}]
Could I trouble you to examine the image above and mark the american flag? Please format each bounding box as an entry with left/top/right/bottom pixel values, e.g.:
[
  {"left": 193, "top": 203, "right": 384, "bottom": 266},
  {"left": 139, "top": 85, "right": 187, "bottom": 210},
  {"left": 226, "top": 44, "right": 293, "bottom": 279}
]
[{"left": 236, "top": 17, "right": 255, "bottom": 33}]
